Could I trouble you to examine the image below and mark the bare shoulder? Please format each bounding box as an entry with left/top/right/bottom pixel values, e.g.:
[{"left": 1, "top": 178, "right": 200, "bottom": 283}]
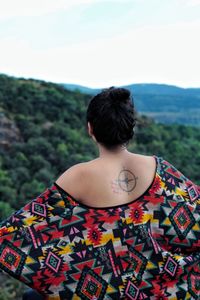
[
  {"left": 127, "top": 153, "right": 157, "bottom": 188},
  {"left": 55, "top": 161, "right": 92, "bottom": 197},
  {"left": 130, "top": 153, "right": 156, "bottom": 167},
  {"left": 55, "top": 162, "right": 90, "bottom": 184}
]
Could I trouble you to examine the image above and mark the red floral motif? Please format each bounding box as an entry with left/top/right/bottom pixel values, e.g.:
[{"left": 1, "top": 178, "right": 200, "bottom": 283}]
[
  {"left": 96, "top": 209, "right": 120, "bottom": 224},
  {"left": 45, "top": 263, "right": 69, "bottom": 286},
  {"left": 151, "top": 276, "right": 168, "bottom": 300},
  {"left": 0, "top": 227, "right": 9, "bottom": 237},
  {"left": 144, "top": 195, "right": 165, "bottom": 205},
  {"left": 87, "top": 226, "right": 103, "bottom": 245},
  {"left": 83, "top": 210, "right": 97, "bottom": 228},
  {"left": 129, "top": 202, "right": 144, "bottom": 224},
  {"left": 149, "top": 176, "right": 162, "bottom": 194}
]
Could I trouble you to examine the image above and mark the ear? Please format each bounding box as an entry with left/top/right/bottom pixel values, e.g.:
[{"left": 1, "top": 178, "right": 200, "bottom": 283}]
[
  {"left": 87, "top": 122, "right": 97, "bottom": 142},
  {"left": 87, "top": 122, "right": 93, "bottom": 136}
]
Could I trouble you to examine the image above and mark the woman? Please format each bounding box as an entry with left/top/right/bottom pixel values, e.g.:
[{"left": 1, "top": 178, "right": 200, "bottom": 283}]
[{"left": 0, "top": 87, "right": 199, "bottom": 299}]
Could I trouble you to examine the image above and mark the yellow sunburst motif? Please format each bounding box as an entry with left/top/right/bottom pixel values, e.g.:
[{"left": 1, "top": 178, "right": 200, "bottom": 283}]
[
  {"left": 6, "top": 226, "right": 16, "bottom": 233},
  {"left": 175, "top": 187, "right": 188, "bottom": 197},
  {"left": 146, "top": 261, "right": 157, "bottom": 270},
  {"left": 23, "top": 215, "right": 38, "bottom": 226},
  {"left": 47, "top": 295, "right": 61, "bottom": 300},
  {"left": 59, "top": 243, "right": 74, "bottom": 255},
  {"left": 26, "top": 256, "right": 36, "bottom": 265},
  {"left": 54, "top": 200, "right": 65, "bottom": 207}
]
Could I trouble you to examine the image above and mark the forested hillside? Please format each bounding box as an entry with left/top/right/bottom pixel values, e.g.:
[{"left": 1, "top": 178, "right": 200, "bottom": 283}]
[{"left": 0, "top": 74, "right": 200, "bottom": 299}]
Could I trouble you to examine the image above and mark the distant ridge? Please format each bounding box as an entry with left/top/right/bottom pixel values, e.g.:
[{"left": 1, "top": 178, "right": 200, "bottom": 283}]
[
  {"left": 0, "top": 73, "right": 199, "bottom": 126},
  {"left": 124, "top": 83, "right": 200, "bottom": 96},
  {"left": 62, "top": 82, "right": 200, "bottom": 126},
  {"left": 63, "top": 82, "right": 200, "bottom": 96},
  {"left": 62, "top": 83, "right": 99, "bottom": 94}
]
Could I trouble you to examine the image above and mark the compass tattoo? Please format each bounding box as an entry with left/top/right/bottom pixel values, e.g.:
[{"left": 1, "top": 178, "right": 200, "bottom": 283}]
[{"left": 111, "top": 167, "right": 138, "bottom": 194}]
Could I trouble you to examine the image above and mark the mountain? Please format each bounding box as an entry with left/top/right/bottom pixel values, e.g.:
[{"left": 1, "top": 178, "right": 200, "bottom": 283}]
[
  {"left": 61, "top": 83, "right": 99, "bottom": 94},
  {"left": 63, "top": 83, "right": 200, "bottom": 126},
  {"left": 63, "top": 82, "right": 200, "bottom": 96},
  {"left": 124, "top": 83, "right": 200, "bottom": 96}
]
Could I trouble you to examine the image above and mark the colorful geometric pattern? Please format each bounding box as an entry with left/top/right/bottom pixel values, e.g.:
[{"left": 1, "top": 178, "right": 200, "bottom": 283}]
[
  {"left": 169, "top": 202, "right": 196, "bottom": 240},
  {"left": 76, "top": 266, "right": 108, "bottom": 300},
  {"left": 163, "top": 255, "right": 179, "bottom": 278},
  {"left": 0, "top": 156, "right": 199, "bottom": 299},
  {"left": 188, "top": 184, "right": 199, "bottom": 203},
  {"left": 32, "top": 202, "right": 47, "bottom": 217},
  {"left": 45, "top": 250, "right": 62, "bottom": 273},
  {"left": 128, "top": 246, "right": 147, "bottom": 282},
  {"left": 0, "top": 240, "right": 27, "bottom": 277},
  {"left": 124, "top": 280, "right": 140, "bottom": 300},
  {"left": 187, "top": 270, "right": 200, "bottom": 299}
]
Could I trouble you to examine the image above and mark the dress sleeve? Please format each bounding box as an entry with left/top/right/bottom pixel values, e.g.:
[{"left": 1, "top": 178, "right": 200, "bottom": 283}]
[
  {"left": 156, "top": 157, "right": 200, "bottom": 253},
  {"left": 0, "top": 184, "right": 73, "bottom": 297}
]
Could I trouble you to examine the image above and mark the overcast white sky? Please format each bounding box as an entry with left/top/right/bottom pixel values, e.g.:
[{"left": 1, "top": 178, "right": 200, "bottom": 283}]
[{"left": 0, "top": 0, "right": 200, "bottom": 88}]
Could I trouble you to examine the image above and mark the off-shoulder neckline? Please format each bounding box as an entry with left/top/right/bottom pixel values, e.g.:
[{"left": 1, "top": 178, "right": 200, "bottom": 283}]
[{"left": 54, "top": 155, "right": 159, "bottom": 210}]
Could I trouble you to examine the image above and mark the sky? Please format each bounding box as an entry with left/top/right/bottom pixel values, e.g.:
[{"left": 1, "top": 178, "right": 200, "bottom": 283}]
[{"left": 0, "top": 0, "right": 200, "bottom": 88}]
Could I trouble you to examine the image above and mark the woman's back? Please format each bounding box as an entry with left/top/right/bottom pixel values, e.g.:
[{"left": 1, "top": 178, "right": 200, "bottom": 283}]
[{"left": 55, "top": 152, "right": 157, "bottom": 208}]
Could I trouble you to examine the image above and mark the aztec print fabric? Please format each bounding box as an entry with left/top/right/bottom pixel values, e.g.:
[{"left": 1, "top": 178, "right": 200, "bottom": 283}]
[{"left": 0, "top": 156, "right": 200, "bottom": 299}]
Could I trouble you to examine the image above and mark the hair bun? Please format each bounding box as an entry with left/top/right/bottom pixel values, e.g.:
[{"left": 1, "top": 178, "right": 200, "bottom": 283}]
[
  {"left": 107, "top": 87, "right": 130, "bottom": 104},
  {"left": 86, "top": 86, "right": 135, "bottom": 149}
]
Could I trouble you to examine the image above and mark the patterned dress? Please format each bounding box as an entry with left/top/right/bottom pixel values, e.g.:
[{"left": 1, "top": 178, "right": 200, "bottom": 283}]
[{"left": 0, "top": 156, "right": 199, "bottom": 299}]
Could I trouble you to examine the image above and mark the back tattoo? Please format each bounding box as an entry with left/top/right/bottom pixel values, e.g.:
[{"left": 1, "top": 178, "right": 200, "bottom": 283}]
[{"left": 111, "top": 167, "right": 138, "bottom": 194}]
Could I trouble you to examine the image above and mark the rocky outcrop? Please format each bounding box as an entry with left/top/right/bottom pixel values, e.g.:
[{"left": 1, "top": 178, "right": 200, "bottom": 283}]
[{"left": 0, "top": 110, "right": 22, "bottom": 150}]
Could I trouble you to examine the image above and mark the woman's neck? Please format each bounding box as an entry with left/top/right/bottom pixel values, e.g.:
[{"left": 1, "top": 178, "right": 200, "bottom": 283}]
[{"left": 98, "top": 144, "right": 129, "bottom": 160}]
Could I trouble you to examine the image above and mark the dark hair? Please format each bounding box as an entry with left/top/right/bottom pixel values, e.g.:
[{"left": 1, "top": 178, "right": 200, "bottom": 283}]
[{"left": 86, "top": 87, "right": 136, "bottom": 149}]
